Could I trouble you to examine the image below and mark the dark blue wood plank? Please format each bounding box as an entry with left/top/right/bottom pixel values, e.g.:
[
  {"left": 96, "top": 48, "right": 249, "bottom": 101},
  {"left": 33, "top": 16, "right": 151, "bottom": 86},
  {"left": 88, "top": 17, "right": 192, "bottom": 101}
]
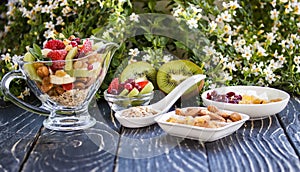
[
  {"left": 277, "top": 96, "right": 300, "bottom": 156},
  {"left": 21, "top": 99, "right": 121, "bottom": 172},
  {"left": 206, "top": 114, "right": 300, "bottom": 172},
  {"left": 0, "top": 102, "right": 45, "bottom": 172},
  {"left": 116, "top": 124, "right": 209, "bottom": 172}
]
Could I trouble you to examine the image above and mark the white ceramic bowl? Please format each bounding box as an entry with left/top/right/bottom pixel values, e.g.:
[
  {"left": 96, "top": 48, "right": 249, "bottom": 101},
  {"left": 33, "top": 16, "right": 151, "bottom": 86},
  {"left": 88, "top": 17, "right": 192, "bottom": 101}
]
[
  {"left": 155, "top": 107, "right": 249, "bottom": 142},
  {"left": 201, "top": 86, "right": 290, "bottom": 119},
  {"left": 114, "top": 108, "right": 162, "bottom": 128}
]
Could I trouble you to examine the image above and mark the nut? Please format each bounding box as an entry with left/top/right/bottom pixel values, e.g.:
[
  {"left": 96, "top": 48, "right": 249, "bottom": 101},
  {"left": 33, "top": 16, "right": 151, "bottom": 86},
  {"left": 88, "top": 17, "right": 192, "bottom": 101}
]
[
  {"left": 55, "top": 86, "right": 65, "bottom": 95},
  {"left": 33, "top": 62, "right": 44, "bottom": 69},
  {"left": 88, "top": 56, "right": 97, "bottom": 64},
  {"left": 207, "top": 105, "right": 219, "bottom": 113},
  {"left": 75, "top": 82, "right": 85, "bottom": 89},
  {"left": 76, "top": 77, "right": 88, "bottom": 83},
  {"left": 55, "top": 70, "right": 66, "bottom": 77},
  {"left": 230, "top": 112, "right": 242, "bottom": 122},
  {"left": 41, "top": 83, "right": 53, "bottom": 93},
  {"left": 37, "top": 66, "right": 49, "bottom": 78},
  {"left": 73, "top": 61, "right": 83, "bottom": 69}
]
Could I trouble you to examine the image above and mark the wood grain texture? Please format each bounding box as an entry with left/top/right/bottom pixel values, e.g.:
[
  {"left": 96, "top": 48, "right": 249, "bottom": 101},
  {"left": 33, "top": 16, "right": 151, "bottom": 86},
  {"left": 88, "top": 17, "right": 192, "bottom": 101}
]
[
  {"left": 206, "top": 115, "right": 300, "bottom": 172},
  {"left": 0, "top": 103, "right": 45, "bottom": 172},
  {"left": 277, "top": 96, "right": 300, "bottom": 156},
  {"left": 0, "top": 97, "right": 299, "bottom": 172},
  {"left": 21, "top": 99, "right": 121, "bottom": 172},
  {"left": 116, "top": 124, "right": 208, "bottom": 172}
]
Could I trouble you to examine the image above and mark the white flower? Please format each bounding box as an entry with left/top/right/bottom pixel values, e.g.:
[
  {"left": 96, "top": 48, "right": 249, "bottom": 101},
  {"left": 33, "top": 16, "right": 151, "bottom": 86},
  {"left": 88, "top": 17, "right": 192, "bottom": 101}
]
[
  {"left": 1, "top": 53, "right": 11, "bottom": 63},
  {"left": 203, "top": 46, "right": 216, "bottom": 56},
  {"left": 222, "top": 71, "right": 233, "bottom": 81},
  {"left": 296, "top": 65, "right": 300, "bottom": 73},
  {"left": 44, "top": 21, "right": 55, "bottom": 29},
  {"left": 229, "top": 0, "right": 241, "bottom": 10},
  {"left": 215, "top": 15, "right": 223, "bottom": 23},
  {"left": 241, "top": 66, "right": 249, "bottom": 74},
  {"left": 251, "top": 64, "right": 262, "bottom": 76},
  {"left": 23, "top": 87, "right": 30, "bottom": 96},
  {"left": 56, "top": 16, "right": 64, "bottom": 25},
  {"left": 293, "top": 3, "right": 300, "bottom": 15},
  {"left": 43, "top": 29, "right": 55, "bottom": 39},
  {"left": 277, "top": 55, "right": 286, "bottom": 64},
  {"left": 172, "top": 6, "right": 183, "bottom": 17},
  {"left": 266, "top": 32, "right": 277, "bottom": 44},
  {"left": 190, "top": 4, "right": 202, "bottom": 13},
  {"left": 256, "top": 46, "right": 268, "bottom": 57},
  {"left": 223, "top": 24, "right": 232, "bottom": 35},
  {"left": 294, "top": 56, "right": 300, "bottom": 65},
  {"left": 128, "top": 48, "right": 140, "bottom": 57},
  {"left": 75, "top": 0, "right": 84, "bottom": 6},
  {"left": 270, "top": 9, "right": 279, "bottom": 20},
  {"left": 142, "top": 54, "right": 151, "bottom": 61},
  {"left": 265, "top": 72, "right": 276, "bottom": 84},
  {"left": 187, "top": 18, "right": 198, "bottom": 29},
  {"left": 209, "top": 21, "right": 217, "bottom": 33},
  {"left": 17, "top": 93, "right": 24, "bottom": 100},
  {"left": 242, "top": 45, "right": 252, "bottom": 61},
  {"left": 130, "top": 13, "right": 139, "bottom": 23},
  {"left": 221, "top": 10, "right": 232, "bottom": 22},
  {"left": 212, "top": 55, "right": 219, "bottom": 65},
  {"left": 270, "top": 0, "right": 276, "bottom": 8},
  {"left": 163, "top": 54, "right": 173, "bottom": 62},
  {"left": 226, "top": 61, "right": 237, "bottom": 71}
]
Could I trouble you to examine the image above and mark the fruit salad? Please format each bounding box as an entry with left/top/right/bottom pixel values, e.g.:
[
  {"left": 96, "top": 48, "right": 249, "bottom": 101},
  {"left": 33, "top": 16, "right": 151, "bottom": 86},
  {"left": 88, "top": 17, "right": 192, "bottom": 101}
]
[
  {"left": 107, "top": 78, "right": 154, "bottom": 97},
  {"left": 104, "top": 77, "right": 154, "bottom": 111},
  {"left": 23, "top": 36, "right": 104, "bottom": 107}
]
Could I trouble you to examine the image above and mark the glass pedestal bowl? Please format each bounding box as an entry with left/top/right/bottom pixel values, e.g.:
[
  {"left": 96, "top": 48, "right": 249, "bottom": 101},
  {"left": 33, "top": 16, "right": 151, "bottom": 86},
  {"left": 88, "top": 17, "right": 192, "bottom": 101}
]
[{"left": 1, "top": 38, "right": 118, "bottom": 131}]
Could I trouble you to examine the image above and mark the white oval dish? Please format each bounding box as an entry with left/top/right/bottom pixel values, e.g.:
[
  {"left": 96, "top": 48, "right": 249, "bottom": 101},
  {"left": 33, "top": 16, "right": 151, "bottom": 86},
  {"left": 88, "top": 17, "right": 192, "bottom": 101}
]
[
  {"left": 154, "top": 107, "right": 249, "bottom": 142},
  {"left": 114, "top": 107, "right": 162, "bottom": 128},
  {"left": 201, "top": 86, "right": 290, "bottom": 120}
]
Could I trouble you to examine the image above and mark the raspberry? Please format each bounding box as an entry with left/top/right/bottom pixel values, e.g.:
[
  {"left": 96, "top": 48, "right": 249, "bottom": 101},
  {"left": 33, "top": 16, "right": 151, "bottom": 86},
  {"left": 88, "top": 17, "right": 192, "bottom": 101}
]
[
  {"left": 107, "top": 78, "right": 119, "bottom": 94},
  {"left": 44, "top": 39, "right": 66, "bottom": 50},
  {"left": 80, "top": 39, "right": 92, "bottom": 54},
  {"left": 47, "top": 49, "right": 67, "bottom": 70}
]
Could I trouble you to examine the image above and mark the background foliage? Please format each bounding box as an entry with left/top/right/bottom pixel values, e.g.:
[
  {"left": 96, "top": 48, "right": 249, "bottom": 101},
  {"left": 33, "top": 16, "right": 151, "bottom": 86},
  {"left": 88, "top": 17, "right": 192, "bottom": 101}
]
[{"left": 0, "top": 0, "right": 299, "bottom": 101}]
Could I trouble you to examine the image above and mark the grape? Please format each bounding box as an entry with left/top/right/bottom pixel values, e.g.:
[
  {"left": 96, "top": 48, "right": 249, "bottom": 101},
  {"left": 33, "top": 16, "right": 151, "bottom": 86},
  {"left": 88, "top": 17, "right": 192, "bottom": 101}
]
[
  {"left": 208, "top": 90, "right": 242, "bottom": 104},
  {"left": 124, "top": 83, "right": 133, "bottom": 91}
]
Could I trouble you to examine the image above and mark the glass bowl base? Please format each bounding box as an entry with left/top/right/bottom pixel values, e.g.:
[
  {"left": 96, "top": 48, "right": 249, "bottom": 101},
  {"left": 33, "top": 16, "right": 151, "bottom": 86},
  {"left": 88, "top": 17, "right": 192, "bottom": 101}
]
[{"left": 43, "top": 111, "right": 96, "bottom": 131}]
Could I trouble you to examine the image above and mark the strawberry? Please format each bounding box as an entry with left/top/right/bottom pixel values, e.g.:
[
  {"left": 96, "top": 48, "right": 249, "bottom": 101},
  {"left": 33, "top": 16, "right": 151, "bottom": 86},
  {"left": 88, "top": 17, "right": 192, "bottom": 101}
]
[
  {"left": 62, "top": 83, "right": 74, "bottom": 91},
  {"left": 80, "top": 39, "right": 92, "bottom": 54},
  {"left": 47, "top": 49, "right": 67, "bottom": 70},
  {"left": 136, "top": 80, "right": 149, "bottom": 89},
  {"left": 44, "top": 39, "right": 66, "bottom": 50},
  {"left": 107, "top": 78, "right": 119, "bottom": 94}
]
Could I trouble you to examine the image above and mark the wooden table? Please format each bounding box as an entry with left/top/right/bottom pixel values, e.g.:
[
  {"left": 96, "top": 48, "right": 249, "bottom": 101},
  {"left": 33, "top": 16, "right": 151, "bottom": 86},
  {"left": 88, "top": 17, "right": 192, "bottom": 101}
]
[{"left": 0, "top": 96, "right": 299, "bottom": 172}]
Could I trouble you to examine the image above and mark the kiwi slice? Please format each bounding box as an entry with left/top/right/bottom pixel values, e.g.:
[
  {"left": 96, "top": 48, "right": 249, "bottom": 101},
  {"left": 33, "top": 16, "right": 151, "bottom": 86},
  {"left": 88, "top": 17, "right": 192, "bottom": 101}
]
[
  {"left": 120, "top": 61, "right": 157, "bottom": 84},
  {"left": 65, "top": 47, "right": 78, "bottom": 71},
  {"left": 23, "top": 52, "right": 42, "bottom": 82},
  {"left": 157, "top": 60, "right": 203, "bottom": 94}
]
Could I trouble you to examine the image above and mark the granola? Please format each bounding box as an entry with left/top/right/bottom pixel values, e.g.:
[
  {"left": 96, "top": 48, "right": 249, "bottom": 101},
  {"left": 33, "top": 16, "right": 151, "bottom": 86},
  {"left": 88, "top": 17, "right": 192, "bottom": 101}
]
[
  {"left": 50, "top": 89, "right": 88, "bottom": 107},
  {"left": 121, "top": 106, "right": 159, "bottom": 118}
]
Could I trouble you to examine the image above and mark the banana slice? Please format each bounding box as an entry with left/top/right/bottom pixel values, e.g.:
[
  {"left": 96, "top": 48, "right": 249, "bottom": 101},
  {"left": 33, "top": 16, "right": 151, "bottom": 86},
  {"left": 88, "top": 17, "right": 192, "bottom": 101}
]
[{"left": 50, "top": 74, "right": 75, "bottom": 85}]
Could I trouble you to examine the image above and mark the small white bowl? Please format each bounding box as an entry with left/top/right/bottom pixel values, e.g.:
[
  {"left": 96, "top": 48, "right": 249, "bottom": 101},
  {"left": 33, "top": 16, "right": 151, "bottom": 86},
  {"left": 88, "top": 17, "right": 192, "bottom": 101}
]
[
  {"left": 155, "top": 107, "right": 249, "bottom": 142},
  {"left": 114, "top": 107, "right": 162, "bottom": 128},
  {"left": 201, "top": 86, "right": 290, "bottom": 119}
]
